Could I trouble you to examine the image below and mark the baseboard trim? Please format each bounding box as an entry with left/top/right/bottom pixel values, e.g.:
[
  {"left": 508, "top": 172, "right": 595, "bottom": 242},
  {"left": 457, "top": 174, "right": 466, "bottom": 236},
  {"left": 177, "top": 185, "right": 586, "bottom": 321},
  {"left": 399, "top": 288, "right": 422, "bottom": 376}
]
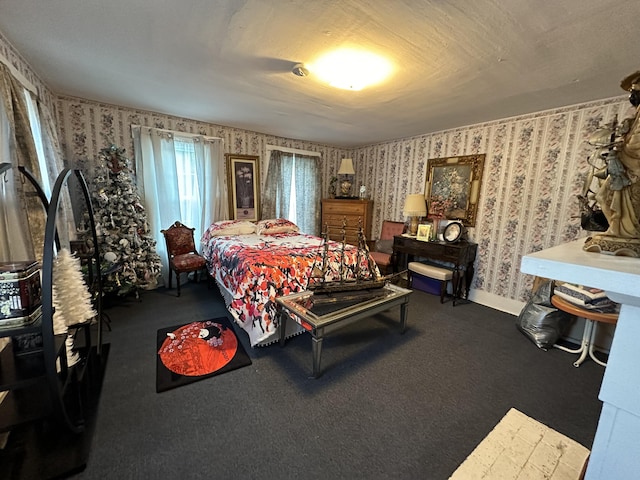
[{"left": 468, "top": 288, "right": 524, "bottom": 316}]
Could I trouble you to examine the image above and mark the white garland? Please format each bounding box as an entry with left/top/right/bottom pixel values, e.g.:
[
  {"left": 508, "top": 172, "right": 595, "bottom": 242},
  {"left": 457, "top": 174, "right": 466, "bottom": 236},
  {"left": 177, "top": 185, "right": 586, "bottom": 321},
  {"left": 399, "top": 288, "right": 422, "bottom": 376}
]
[
  {"left": 52, "top": 248, "right": 98, "bottom": 367},
  {"left": 53, "top": 248, "right": 97, "bottom": 328}
]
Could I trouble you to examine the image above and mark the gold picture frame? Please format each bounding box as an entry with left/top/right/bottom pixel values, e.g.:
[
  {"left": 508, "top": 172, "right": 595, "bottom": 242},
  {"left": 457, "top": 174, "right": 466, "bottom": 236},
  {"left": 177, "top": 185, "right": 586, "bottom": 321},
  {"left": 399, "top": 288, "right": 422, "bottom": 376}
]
[
  {"left": 416, "top": 223, "right": 432, "bottom": 242},
  {"left": 425, "top": 154, "right": 485, "bottom": 227},
  {"left": 226, "top": 154, "right": 261, "bottom": 221}
]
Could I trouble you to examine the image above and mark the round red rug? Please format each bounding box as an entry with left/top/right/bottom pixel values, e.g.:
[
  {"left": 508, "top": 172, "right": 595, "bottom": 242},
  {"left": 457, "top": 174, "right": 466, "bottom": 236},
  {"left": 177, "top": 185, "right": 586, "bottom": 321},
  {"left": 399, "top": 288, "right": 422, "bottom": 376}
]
[{"left": 158, "top": 320, "right": 238, "bottom": 376}]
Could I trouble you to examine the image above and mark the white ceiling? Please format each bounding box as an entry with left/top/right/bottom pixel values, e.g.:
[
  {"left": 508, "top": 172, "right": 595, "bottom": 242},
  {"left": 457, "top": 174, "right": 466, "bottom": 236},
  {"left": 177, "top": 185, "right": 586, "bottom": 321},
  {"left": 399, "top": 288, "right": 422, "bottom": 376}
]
[{"left": 0, "top": 0, "right": 637, "bottom": 147}]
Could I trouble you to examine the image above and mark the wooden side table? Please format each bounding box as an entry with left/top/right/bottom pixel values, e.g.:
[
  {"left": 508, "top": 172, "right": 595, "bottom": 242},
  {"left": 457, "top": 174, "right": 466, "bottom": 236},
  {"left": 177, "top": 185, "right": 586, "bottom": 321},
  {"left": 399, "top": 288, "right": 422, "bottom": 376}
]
[{"left": 551, "top": 294, "right": 618, "bottom": 367}]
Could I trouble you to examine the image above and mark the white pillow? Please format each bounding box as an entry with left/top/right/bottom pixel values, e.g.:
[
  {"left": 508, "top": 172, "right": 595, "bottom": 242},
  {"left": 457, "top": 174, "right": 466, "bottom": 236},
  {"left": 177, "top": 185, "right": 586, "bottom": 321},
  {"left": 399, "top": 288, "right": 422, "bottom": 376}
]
[
  {"left": 256, "top": 218, "right": 300, "bottom": 235},
  {"left": 208, "top": 220, "right": 256, "bottom": 236}
]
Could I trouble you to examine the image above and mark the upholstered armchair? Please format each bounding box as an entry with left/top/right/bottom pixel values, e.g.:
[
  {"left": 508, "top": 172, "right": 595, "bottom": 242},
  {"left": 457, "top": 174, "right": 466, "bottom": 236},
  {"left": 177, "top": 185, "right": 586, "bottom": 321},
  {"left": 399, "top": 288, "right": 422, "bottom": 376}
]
[
  {"left": 160, "top": 221, "right": 208, "bottom": 297},
  {"left": 369, "top": 220, "right": 405, "bottom": 275}
]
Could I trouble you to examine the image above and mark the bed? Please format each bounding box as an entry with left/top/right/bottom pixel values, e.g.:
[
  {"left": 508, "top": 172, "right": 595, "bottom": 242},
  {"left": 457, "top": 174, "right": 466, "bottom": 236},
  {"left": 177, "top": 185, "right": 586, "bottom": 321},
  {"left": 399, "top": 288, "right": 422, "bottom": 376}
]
[{"left": 200, "top": 218, "right": 381, "bottom": 347}]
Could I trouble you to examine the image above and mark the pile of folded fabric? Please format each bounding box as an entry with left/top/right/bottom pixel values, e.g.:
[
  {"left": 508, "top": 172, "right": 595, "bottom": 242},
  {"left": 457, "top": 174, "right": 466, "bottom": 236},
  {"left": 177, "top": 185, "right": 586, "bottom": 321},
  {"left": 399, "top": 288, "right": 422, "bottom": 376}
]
[{"left": 554, "top": 282, "right": 620, "bottom": 313}]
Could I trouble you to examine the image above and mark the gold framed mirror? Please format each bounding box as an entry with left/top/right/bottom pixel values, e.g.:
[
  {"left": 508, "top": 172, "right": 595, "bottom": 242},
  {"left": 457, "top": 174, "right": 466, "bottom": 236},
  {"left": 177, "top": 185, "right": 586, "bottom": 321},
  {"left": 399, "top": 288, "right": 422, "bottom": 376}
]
[{"left": 424, "top": 154, "right": 485, "bottom": 227}]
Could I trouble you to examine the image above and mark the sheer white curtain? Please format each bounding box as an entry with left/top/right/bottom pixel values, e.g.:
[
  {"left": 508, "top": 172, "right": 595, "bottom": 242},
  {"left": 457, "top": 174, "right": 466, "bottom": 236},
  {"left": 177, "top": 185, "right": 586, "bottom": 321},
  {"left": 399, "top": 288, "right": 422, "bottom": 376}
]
[
  {"left": 189, "top": 136, "right": 227, "bottom": 233},
  {"left": 132, "top": 126, "right": 225, "bottom": 284}
]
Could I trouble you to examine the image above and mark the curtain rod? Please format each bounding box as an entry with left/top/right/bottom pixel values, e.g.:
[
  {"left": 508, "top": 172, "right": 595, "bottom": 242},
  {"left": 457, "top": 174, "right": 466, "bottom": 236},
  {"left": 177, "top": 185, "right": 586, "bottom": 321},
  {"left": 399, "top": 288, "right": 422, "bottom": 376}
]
[
  {"left": 266, "top": 144, "right": 321, "bottom": 157},
  {"left": 131, "top": 125, "right": 222, "bottom": 142}
]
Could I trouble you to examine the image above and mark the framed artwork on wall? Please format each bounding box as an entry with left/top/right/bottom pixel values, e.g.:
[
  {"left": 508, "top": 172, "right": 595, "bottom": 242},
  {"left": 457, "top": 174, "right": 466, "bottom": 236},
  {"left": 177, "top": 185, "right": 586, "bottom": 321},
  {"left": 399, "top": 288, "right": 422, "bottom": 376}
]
[
  {"left": 425, "top": 154, "right": 485, "bottom": 227},
  {"left": 226, "top": 154, "right": 260, "bottom": 222}
]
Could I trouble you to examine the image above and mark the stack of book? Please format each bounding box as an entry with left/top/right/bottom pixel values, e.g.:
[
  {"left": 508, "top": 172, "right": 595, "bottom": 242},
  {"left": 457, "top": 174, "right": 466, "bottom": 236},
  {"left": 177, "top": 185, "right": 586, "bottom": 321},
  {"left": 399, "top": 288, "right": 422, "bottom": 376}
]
[{"left": 554, "top": 283, "right": 619, "bottom": 313}]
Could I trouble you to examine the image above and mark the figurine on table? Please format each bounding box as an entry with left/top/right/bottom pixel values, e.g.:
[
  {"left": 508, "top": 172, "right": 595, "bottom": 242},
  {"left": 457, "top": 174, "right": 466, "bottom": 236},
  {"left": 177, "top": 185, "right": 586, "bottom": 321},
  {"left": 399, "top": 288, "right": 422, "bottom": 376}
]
[{"left": 584, "top": 70, "right": 640, "bottom": 256}]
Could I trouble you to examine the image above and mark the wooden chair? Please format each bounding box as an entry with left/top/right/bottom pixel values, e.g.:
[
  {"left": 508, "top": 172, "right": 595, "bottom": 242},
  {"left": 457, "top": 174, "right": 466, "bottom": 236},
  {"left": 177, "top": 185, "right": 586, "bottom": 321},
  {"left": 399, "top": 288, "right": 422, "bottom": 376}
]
[
  {"left": 160, "top": 221, "right": 207, "bottom": 297},
  {"left": 369, "top": 220, "right": 406, "bottom": 275}
]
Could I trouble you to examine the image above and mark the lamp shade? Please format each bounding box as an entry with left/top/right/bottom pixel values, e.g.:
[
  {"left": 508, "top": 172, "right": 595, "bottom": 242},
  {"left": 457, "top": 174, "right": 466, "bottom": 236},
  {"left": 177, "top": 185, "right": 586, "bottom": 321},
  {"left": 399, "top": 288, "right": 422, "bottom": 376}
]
[
  {"left": 338, "top": 158, "right": 355, "bottom": 175},
  {"left": 403, "top": 194, "right": 427, "bottom": 217}
]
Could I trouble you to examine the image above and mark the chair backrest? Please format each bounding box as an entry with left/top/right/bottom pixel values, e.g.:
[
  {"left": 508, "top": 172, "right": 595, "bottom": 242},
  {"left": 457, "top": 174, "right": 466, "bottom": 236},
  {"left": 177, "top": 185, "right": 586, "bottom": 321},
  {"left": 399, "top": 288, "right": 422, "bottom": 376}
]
[
  {"left": 161, "top": 221, "right": 197, "bottom": 257},
  {"left": 379, "top": 220, "right": 405, "bottom": 240}
]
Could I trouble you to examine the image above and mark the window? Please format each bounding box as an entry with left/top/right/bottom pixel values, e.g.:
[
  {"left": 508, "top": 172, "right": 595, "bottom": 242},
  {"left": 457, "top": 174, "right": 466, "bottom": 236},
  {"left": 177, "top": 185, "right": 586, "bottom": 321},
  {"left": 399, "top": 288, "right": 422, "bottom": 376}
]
[
  {"left": 24, "top": 90, "right": 52, "bottom": 197},
  {"left": 133, "top": 126, "right": 225, "bottom": 284},
  {"left": 264, "top": 147, "right": 321, "bottom": 235},
  {"left": 174, "top": 138, "right": 202, "bottom": 233},
  {"left": 287, "top": 155, "right": 299, "bottom": 224}
]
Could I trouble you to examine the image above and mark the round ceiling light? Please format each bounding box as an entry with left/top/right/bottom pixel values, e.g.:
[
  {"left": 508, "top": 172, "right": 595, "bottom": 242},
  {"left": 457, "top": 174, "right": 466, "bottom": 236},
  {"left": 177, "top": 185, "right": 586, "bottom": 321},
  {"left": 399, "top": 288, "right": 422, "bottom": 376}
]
[{"left": 310, "top": 49, "right": 392, "bottom": 91}]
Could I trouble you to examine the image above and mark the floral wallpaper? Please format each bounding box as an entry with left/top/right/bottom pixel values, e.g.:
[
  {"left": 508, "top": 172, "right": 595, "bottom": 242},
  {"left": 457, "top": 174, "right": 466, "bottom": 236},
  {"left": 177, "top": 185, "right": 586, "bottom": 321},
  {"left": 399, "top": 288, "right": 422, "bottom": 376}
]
[
  {"left": 54, "top": 95, "right": 350, "bottom": 195},
  {"left": 1, "top": 27, "right": 633, "bottom": 314},
  {"left": 353, "top": 98, "right": 632, "bottom": 311}
]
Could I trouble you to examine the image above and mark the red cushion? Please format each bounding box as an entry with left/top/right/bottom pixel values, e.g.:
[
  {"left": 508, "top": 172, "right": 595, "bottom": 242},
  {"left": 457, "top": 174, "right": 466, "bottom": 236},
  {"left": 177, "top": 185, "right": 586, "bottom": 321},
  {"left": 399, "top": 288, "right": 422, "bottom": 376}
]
[
  {"left": 370, "top": 251, "right": 391, "bottom": 266},
  {"left": 172, "top": 253, "right": 206, "bottom": 271},
  {"left": 380, "top": 221, "right": 405, "bottom": 240}
]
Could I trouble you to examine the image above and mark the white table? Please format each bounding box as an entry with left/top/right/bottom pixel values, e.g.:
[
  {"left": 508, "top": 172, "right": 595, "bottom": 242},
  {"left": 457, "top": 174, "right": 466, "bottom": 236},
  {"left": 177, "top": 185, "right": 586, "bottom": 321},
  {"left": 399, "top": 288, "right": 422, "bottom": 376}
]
[{"left": 521, "top": 239, "right": 640, "bottom": 479}]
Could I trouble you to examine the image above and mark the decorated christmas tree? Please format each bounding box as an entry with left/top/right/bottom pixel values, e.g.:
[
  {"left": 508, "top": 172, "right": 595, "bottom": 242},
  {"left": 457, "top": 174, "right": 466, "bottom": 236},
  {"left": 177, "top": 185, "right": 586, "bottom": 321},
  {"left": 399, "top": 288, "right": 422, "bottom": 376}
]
[{"left": 85, "top": 144, "right": 162, "bottom": 296}]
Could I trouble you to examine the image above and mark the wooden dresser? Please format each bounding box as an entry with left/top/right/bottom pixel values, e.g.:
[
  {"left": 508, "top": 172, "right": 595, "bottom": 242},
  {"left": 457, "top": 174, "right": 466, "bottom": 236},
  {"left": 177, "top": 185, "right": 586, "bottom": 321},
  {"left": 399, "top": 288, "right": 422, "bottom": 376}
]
[{"left": 321, "top": 198, "right": 373, "bottom": 245}]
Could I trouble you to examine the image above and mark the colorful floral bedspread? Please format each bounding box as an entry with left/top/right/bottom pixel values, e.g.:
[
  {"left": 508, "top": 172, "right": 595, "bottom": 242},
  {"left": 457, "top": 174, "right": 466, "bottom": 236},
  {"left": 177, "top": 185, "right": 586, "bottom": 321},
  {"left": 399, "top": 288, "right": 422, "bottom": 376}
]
[{"left": 200, "top": 232, "right": 379, "bottom": 346}]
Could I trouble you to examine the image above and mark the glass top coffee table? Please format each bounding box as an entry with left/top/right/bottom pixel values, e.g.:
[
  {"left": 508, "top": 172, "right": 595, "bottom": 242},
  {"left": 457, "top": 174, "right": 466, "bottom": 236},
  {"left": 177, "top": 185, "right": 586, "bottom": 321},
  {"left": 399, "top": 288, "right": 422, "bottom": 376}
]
[{"left": 277, "top": 283, "right": 412, "bottom": 377}]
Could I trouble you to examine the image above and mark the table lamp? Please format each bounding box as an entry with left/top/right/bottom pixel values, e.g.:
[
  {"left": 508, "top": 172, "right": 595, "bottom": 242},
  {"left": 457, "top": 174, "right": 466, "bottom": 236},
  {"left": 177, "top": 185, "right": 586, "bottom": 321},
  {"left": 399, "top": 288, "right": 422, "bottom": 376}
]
[
  {"left": 337, "top": 158, "right": 355, "bottom": 197},
  {"left": 403, "top": 194, "right": 427, "bottom": 236}
]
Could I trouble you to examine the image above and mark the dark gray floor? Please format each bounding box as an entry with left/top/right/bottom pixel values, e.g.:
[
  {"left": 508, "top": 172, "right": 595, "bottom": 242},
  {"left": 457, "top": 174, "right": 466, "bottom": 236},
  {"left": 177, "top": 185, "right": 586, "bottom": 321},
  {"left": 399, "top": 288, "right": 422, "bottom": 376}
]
[{"left": 73, "top": 281, "right": 606, "bottom": 479}]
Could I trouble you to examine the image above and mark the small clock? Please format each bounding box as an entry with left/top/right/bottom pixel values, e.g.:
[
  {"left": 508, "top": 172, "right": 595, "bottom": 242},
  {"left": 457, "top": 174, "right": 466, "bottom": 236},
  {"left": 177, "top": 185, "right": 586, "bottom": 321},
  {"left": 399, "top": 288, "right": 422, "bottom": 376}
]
[{"left": 443, "top": 221, "right": 465, "bottom": 243}]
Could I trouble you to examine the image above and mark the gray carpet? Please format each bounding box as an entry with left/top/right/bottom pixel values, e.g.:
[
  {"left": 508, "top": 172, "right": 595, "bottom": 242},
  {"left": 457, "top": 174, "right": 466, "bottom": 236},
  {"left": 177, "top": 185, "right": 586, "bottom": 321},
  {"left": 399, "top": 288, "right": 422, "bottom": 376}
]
[{"left": 71, "top": 281, "right": 605, "bottom": 479}]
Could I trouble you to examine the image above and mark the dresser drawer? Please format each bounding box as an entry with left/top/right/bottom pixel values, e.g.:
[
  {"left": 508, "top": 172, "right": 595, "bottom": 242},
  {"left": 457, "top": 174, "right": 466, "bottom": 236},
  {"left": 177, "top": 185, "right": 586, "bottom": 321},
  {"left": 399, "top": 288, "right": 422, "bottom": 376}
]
[
  {"left": 322, "top": 201, "right": 367, "bottom": 216},
  {"left": 327, "top": 231, "right": 360, "bottom": 245},
  {"left": 323, "top": 214, "right": 366, "bottom": 229},
  {"left": 327, "top": 226, "right": 359, "bottom": 238}
]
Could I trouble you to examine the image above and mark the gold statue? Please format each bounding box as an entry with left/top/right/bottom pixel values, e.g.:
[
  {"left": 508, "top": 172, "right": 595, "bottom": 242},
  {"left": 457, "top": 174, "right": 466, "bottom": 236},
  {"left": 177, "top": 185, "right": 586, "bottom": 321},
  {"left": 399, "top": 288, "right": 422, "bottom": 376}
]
[{"left": 584, "top": 70, "right": 640, "bottom": 256}]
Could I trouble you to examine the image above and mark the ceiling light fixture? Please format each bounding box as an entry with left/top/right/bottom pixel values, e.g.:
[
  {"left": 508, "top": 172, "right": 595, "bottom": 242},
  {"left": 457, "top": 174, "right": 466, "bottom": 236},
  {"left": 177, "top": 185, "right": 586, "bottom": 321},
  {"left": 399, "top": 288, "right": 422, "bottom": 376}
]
[
  {"left": 310, "top": 48, "right": 392, "bottom": 91},
  {"left": 292, "top": 63, "right": 309, "bottom": 77}
]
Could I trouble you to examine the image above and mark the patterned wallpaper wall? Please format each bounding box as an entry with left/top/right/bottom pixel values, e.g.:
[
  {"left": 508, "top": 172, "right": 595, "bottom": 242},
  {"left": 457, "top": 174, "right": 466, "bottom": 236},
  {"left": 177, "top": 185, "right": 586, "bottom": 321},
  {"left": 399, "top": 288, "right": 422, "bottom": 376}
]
[
  {"left": 353, "top": 97, "right": 632, "bottom": 311},
  {"left": 55, "top": 95, "right": 632, "bottom": 312},
  {"left": 54, "top": 95, "right": 350, "bottom": 195},
  {"left": 2, "top": 27, "right": 633, "bottom": 314}
]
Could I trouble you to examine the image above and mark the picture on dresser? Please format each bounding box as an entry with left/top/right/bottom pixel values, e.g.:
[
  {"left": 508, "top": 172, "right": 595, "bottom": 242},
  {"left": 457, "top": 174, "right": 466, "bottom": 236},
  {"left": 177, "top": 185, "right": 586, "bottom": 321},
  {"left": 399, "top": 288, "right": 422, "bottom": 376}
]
[
  {"left": 425, "top": 154, "right": 485, "bottom": 227},
  {"left": 226, "top": 154, "right": 260, "bottom": 222},
  {"left": 416, "top": 224, "right": 432, "bottom": 242}
]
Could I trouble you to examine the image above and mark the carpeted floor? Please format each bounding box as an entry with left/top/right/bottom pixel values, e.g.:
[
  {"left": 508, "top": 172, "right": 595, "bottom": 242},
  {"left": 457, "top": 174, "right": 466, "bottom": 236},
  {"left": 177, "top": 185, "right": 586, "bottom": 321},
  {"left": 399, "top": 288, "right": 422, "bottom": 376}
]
[{"left": 70, "top": 281, "right": 606, "bottom": 479}]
